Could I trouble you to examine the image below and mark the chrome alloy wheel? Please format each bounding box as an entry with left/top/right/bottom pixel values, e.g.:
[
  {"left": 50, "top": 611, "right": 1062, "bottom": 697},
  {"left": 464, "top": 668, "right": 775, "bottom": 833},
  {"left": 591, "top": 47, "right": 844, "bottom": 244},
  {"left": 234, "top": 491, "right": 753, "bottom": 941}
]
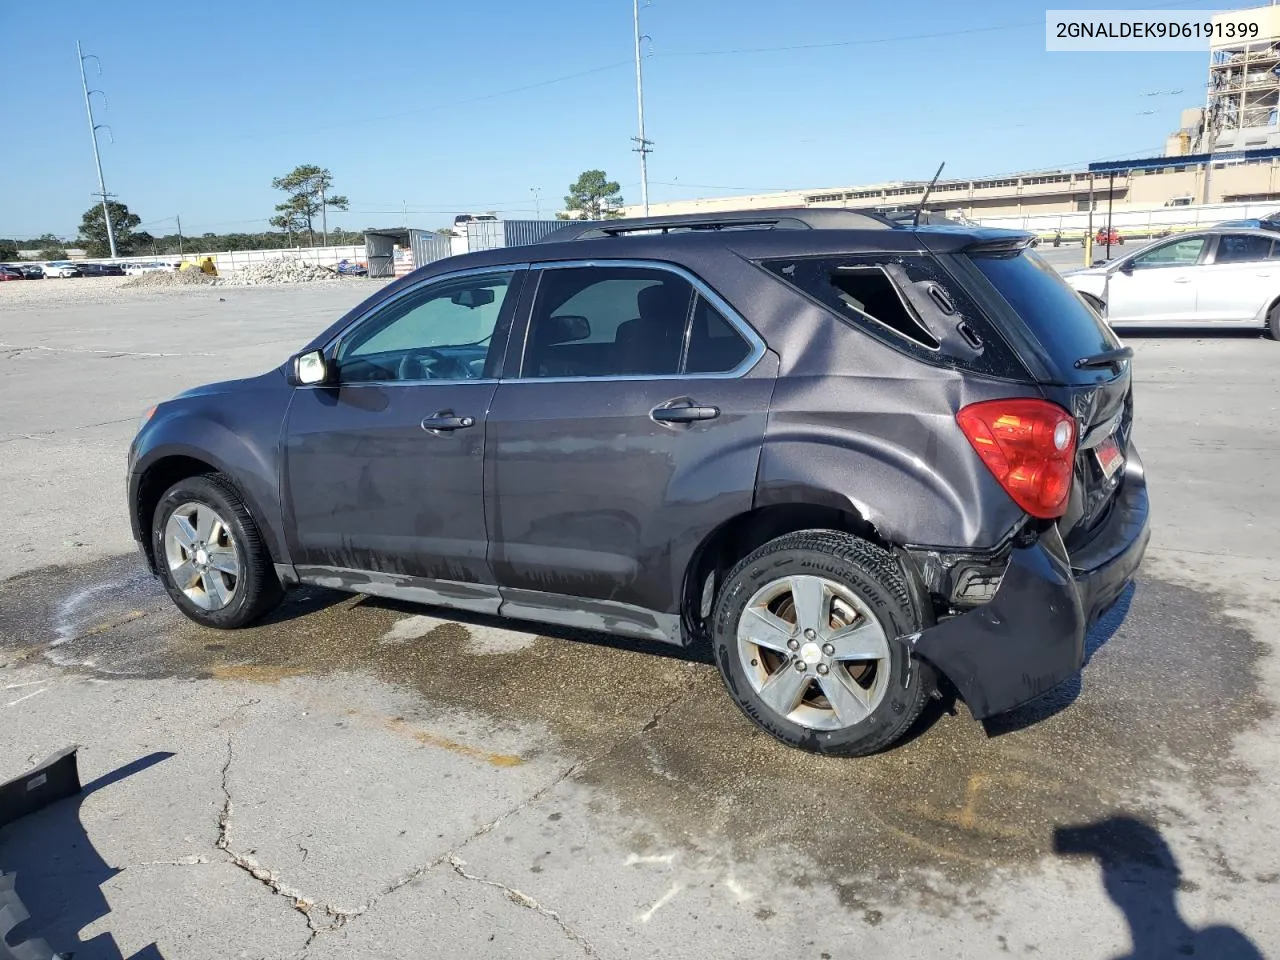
[
  {"left": 736, "top": 575, "right": 892, "bottom": 731},
  {"left": 163, "top": 501, "right": 241, "bottom": 611}
]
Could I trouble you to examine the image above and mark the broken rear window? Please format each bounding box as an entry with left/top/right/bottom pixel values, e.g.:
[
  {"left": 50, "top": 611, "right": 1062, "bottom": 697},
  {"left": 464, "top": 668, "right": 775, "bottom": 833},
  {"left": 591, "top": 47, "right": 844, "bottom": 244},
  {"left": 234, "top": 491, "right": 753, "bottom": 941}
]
[{"left": 760, "top": 253, "right": 1028, "bottom": 379}]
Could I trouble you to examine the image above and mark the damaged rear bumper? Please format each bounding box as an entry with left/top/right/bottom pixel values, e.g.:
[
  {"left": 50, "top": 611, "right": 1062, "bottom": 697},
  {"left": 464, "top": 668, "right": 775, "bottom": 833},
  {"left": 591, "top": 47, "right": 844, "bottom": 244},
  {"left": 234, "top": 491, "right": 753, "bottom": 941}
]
[{"left": 909, "top": 451, "right": 1150, "bottom": 720}]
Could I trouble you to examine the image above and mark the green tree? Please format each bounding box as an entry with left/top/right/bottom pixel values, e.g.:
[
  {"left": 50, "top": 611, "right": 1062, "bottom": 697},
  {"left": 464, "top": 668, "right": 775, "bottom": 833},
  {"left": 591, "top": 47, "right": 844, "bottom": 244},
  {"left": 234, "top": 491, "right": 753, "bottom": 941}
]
[
  {"left": 0, "top": 240, "right": 19, "bottom": 261},
  {"left": 560, "top": 170, "right": 624, "bottom": 220},
  {"left": 79, "top": 202, "right": 150, "bottom": 256},
  {"left": 270, "top": 165, "right": 349, "bottom": 246}
]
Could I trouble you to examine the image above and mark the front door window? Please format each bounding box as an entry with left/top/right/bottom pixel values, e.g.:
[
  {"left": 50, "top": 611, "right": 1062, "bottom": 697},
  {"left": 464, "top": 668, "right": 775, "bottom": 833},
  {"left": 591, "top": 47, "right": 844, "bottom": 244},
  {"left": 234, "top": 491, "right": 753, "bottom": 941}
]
[{"left": 337, "top": 272, "right": 515, "bottom": 383}]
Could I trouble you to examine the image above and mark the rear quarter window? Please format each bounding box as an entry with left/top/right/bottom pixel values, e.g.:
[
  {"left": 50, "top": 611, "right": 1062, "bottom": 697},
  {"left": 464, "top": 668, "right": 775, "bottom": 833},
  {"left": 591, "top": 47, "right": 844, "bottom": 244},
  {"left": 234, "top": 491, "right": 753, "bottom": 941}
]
[{"left": 760, "top": 253, "right": 1030, "bottom": 379}]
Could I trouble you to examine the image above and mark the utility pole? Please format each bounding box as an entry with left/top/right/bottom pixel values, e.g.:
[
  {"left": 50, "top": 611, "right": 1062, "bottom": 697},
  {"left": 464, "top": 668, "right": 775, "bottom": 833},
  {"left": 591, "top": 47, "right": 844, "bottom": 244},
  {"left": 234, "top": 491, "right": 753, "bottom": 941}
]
[
  {"left": 77, "top": 41, "right": 117, "bottom": 259},
  {"left": 531, "top": 186, "right": 543, "bottom": 219},
  {"left": 632, "top": 0, "right": 653, "bottom": 216},
  {"left": 176, "top": 214, "right": 184, "bottom": 256},
  {"left": 319, "top": 180, "right": 328, "bottom": 246}
]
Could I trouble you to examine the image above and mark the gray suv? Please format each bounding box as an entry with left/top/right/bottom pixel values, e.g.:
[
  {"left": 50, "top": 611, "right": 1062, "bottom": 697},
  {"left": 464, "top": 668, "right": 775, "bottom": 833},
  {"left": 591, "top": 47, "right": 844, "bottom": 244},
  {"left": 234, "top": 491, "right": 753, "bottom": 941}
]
[{"left": 127, "top": 209, "right": 1150, "bottom": 755}]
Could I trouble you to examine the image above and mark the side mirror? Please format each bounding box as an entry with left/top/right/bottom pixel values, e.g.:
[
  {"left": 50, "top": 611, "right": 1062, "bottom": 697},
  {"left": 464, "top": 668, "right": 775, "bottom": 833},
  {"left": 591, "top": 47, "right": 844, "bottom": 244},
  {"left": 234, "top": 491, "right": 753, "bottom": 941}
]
[
  {"left": 1117, "top": 262, "right": 1134, "bottom": 275},
  {"left": 289, "top": 349, "right": 331, "bottom": 386}
]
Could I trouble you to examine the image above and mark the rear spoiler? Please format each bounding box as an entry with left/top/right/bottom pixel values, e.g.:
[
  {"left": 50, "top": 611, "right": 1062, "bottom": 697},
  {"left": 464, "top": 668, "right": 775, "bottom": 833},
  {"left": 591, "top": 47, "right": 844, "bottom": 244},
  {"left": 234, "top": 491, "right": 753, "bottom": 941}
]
[{"left": 963, "top": 234, "right": 1039, "bottom": 254}]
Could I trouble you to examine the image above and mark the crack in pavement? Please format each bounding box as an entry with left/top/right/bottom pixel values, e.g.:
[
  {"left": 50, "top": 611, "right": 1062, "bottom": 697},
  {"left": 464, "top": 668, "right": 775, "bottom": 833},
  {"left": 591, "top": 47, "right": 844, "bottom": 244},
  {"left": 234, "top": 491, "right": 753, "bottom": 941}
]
[
  {"left": 447, "top": 855, "right": 596, "bottom": 957},
  {"left": 0, "top": 341, "right": 216, "bottom": 359},
  {"left": 215, "top": 733, "right": 364, "bottom": 946},
  {"left": 213, "top": 668, "right": 699, "bottom": 952}
]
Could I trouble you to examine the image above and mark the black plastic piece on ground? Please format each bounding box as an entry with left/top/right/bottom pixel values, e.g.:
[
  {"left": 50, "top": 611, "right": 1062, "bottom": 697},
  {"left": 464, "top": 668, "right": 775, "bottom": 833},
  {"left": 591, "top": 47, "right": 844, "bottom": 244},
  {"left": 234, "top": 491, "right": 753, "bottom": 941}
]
[{"left": 0, "top": 748, "right": 81, "bottom": 830}]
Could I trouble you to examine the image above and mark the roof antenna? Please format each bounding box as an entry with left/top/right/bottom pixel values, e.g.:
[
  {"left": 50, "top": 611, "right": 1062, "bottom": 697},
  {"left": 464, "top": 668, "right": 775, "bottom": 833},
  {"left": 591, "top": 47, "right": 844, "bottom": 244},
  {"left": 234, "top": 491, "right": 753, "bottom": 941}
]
[{"left": 914, "top": 162, "right": 946, "bottom": 227}]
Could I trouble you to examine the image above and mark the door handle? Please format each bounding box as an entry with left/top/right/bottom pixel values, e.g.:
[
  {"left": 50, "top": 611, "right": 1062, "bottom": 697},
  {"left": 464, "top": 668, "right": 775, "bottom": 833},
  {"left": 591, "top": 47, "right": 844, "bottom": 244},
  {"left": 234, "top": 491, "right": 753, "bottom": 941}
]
[
  {"left": 651, "top": 400, "right": 720, "bottom": 424},
  {"left": 421, "top": 411, "right": 475, "bottom": 432},
  {"left": 1172, "top": 277, "right": 1192, "bottom": 283}
]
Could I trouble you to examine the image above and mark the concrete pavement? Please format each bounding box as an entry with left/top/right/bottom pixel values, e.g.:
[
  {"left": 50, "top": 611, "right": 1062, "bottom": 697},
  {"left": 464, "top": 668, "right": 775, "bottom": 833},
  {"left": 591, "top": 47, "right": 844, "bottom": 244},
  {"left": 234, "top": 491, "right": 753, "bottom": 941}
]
[{"left": 1, "top": 279, "right": 1278, "bottom": 959}]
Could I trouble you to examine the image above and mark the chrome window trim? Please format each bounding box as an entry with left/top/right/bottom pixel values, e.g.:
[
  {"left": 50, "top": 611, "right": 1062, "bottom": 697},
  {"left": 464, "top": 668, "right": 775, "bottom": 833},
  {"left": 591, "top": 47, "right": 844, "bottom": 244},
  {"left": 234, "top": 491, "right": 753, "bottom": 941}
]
[{"left": 505, "top": 258, "right": 767, "bottom": 383}]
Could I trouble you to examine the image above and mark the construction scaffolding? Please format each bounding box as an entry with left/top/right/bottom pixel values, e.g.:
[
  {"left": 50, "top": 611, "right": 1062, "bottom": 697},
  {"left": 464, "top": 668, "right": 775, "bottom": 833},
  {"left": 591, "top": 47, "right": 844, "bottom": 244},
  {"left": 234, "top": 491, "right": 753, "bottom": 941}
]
[{"left": 1198, "top": 5, "right": 1280, "bottom": 153}]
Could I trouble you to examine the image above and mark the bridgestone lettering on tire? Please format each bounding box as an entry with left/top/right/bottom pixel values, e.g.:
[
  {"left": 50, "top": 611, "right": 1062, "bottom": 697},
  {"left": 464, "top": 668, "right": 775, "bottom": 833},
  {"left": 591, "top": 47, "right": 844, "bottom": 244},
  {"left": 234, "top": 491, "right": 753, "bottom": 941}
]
[
  {"left": 711, "top": 530, "right": 933, "bottom": 756},
  {"left": 152, "top": 473, "right": 283, "bottom": 629}
]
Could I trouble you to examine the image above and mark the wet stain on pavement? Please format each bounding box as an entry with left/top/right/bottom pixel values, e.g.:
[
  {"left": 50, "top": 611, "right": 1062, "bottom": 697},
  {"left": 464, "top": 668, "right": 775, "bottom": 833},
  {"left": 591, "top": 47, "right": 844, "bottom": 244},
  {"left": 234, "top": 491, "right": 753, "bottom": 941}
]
[{"left": 0, "top": 552, "right": 1269, "bottom": 913}]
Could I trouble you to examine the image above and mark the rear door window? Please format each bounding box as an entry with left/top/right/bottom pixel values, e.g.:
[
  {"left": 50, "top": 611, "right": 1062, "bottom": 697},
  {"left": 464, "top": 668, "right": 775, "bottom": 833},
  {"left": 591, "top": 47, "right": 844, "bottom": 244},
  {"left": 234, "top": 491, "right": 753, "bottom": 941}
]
[
  {"left": 966, "top": 250, "right": 1121, "bottom": 384},
  {"left": 1214, "top": 233, "right": 1274, "bottom": 263},
  {"left": 521, "top": 266, "right": 755, "bottom": 378}
]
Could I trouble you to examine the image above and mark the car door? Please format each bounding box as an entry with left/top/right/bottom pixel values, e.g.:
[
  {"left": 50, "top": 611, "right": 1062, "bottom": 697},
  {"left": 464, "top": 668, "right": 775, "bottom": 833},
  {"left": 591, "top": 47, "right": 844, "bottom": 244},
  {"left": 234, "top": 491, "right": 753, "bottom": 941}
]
[
  {"left": 1103, "top": 235, "right": 1207, "bottom": 325},
  {"left": 1193, "top": 232, "right": 1279, "bottom": 323},
  {"left": 484, "top": 260, "right": 776, "bottom": 643},
  {"left": 282, "top": 267, "right": 525, "bottom": 608}
]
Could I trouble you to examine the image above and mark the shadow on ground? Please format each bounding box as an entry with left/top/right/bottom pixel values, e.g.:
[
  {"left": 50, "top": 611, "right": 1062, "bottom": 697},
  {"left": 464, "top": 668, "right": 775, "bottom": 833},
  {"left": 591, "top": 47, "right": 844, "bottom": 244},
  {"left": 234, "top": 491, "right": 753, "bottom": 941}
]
[
  {"left": 1055, "top": 816, "right": 1264, "bottom": 960},
  {"left": 1, "top": 753, "right": 173, "bottom": 960},
  {"left": 983, "top": 582, "right": 1137, "bottom": 737}
]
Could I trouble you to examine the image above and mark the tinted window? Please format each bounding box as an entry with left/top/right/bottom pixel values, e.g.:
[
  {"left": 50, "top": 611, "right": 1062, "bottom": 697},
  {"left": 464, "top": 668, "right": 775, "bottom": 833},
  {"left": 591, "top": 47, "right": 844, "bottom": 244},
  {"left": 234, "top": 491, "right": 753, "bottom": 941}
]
[
  {"left": 337, "top": 271, "right": 513, "bottom": 382},
  {"left": 684, "top": 295, "right": 752, "bottom": 373},
  {"left": 1215, "top": 233, "right": 1274, "bottom": 263},
  {"left": 523, "top": 266, "right": 693, "bottom": 378},
  {"left": 1131, "top": 236, "right": 1205, "bottom": 268},
  {"left": 969, "top": 250, "right": 1121, "bottom": 383}
]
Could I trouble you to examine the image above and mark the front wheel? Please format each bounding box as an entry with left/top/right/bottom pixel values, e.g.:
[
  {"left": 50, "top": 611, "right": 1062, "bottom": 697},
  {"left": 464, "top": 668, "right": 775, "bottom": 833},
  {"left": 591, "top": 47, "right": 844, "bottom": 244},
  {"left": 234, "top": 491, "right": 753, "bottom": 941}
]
[
  {"left": 711, "top": 530, "right": 933, "bottom": 756},
  {"left": 151, "top": 473, "right": 283, "bottom": 629},
  {"left": 1266, "top": 302, "right": 1280, "bottom": 342}
]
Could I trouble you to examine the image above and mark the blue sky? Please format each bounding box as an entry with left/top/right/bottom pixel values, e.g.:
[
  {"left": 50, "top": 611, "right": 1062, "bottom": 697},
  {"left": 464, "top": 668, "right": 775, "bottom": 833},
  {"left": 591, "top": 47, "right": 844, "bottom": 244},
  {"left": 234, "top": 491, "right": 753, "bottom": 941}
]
[{"left": 2, "top": 0, "right": 1223, "bottom": 238}]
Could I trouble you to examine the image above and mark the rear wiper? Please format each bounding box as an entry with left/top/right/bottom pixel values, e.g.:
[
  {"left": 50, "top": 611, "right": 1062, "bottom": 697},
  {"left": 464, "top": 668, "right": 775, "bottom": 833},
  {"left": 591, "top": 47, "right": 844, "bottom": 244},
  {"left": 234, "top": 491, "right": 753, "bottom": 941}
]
[{"left": 1074, "top": 346, "right": 1133, "bottom": 370}]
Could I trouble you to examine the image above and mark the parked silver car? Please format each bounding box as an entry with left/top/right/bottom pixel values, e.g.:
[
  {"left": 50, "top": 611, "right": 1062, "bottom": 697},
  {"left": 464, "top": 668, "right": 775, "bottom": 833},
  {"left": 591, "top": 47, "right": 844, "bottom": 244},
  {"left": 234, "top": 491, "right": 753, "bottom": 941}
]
[{"left": 1065, "top": 228, "right": 1280, "bottom": 339}]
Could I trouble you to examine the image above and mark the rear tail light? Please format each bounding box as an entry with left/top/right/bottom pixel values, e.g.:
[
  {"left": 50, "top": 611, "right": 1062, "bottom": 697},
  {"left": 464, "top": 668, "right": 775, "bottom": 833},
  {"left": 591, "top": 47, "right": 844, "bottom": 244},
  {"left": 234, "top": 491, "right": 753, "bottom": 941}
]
[{"left": 956, "top": 398, "right": 1076, "bottom": 519}]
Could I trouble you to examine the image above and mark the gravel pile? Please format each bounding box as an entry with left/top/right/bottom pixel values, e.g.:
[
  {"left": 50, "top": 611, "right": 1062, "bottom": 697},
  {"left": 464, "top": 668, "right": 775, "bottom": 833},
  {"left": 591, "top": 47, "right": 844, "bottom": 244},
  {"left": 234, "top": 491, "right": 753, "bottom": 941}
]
[
  {"left": 122, "top": 269, "right": 215, "bottom": 288},
  {"left": 218, "top": 260, "right": 342, "bottom": 286},
  {"left": 119, "top": 260, "right": 345, "bottom": 289}
]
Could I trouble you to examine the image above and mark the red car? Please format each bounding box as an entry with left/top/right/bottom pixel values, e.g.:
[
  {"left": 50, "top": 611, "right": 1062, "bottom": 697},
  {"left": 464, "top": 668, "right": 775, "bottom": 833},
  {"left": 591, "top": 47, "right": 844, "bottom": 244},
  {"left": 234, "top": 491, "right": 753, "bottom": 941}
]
[
  {"left": 0, "top": 266, "right": 26, "bottom": 281},
  {"left": 1095, "top": 227, "right": 1124, "bottom": 246}
]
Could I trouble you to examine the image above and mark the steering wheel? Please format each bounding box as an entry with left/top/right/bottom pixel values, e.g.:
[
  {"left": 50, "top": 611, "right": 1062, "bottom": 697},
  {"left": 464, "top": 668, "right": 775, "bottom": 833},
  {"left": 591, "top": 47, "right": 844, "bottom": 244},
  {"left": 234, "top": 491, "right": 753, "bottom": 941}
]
[{"left": 396, "top": 347, "right": 470, "bottom": 381}]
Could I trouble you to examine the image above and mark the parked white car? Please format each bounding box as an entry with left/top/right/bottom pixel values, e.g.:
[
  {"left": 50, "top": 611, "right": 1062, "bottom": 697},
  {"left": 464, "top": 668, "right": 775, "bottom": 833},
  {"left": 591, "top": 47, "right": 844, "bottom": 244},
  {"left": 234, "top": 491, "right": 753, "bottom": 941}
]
[
  {"left": 1065, "top": 228, "right": 1280, "bottom": 339},
  {"left": 42, "top": 261, "right": 81, "bottom": 278}
]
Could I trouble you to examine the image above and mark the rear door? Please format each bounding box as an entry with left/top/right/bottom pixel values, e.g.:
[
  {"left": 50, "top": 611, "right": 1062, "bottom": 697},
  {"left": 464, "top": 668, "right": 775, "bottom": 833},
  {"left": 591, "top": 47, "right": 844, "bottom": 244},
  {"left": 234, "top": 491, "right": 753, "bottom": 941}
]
[
  {"left": 1194, "top": 232, "right": 1278, "bottom": 323},
  {"left": 484, "top": 260, "right": 775, "bottom": 637},
  {"left": 963, "top": 250, "right": 1132, "bottom": 547},
  {"left": 1102, "top": 235, "right": 1207, "bottom": 324}
]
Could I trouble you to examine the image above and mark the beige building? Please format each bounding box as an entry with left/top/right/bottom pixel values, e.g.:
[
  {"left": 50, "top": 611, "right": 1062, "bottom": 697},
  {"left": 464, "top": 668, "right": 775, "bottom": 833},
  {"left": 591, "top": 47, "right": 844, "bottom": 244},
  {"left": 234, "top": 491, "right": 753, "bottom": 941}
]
[{"left": 620, "top": 158, "right": 1280, "bottom": 222}]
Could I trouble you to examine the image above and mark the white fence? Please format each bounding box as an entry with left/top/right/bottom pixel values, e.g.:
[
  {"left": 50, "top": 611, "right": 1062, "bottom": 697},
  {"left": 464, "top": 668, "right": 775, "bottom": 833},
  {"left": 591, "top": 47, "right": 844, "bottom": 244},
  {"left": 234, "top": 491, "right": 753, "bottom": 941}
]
[
  {"left": 81, "top": 244, "right": 368, "bottom": 275},
  {"left": 974, "top": 200, "right": 1280, "bottom": 237}
]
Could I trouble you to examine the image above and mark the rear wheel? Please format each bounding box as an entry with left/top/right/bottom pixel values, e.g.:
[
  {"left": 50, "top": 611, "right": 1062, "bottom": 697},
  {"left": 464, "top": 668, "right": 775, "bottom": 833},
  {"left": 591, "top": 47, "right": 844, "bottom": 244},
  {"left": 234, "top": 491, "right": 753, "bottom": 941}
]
[
  {"left": 151, "top": 474, "right": 282, "bottom": 628},
  {"left": 711, "top": 530, "right": 932, "bottom": 756}
]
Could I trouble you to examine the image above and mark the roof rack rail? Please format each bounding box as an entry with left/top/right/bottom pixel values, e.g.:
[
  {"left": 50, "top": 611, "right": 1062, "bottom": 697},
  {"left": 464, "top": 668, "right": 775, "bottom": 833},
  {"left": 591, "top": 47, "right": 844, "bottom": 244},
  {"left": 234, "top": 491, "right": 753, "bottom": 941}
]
[{"left": 538, "top": 207, "right": 898, "bottom": 242}]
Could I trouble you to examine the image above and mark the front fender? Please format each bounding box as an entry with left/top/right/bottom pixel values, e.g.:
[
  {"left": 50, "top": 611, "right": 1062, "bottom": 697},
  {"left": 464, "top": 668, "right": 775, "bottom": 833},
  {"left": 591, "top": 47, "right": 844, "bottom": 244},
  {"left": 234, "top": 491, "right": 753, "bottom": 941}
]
[{"left": 129, "top": 384, "right": 292, "bottom": 567}]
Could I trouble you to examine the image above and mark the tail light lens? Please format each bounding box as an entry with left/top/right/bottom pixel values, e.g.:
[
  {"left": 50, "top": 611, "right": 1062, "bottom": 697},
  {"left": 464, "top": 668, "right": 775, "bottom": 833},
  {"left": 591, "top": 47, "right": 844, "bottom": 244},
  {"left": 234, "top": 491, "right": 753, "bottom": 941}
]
[{"left": 956, "top": 398, "right": 1076, "bottom": 519}]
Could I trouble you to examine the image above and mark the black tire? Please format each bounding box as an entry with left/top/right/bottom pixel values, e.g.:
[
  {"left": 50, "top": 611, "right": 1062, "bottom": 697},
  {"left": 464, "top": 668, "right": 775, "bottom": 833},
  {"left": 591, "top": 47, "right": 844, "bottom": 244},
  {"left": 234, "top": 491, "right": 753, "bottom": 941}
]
[
  {"left": 711, "top": 530, "right": 933, "bottom": 756},
  {"left": 1266, "top": 301, "right": 1280, "bottom": 342},
  {"left": 151, "top": 473, "right": 283, "bottom": 629}
]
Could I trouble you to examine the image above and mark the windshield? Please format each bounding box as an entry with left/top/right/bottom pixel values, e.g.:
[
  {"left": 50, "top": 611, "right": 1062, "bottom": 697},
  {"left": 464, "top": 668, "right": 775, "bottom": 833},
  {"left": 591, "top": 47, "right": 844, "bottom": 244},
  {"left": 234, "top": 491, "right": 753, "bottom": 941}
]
[{"left": 968, "top": 249, "right": 1122, "bottom": 383}]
